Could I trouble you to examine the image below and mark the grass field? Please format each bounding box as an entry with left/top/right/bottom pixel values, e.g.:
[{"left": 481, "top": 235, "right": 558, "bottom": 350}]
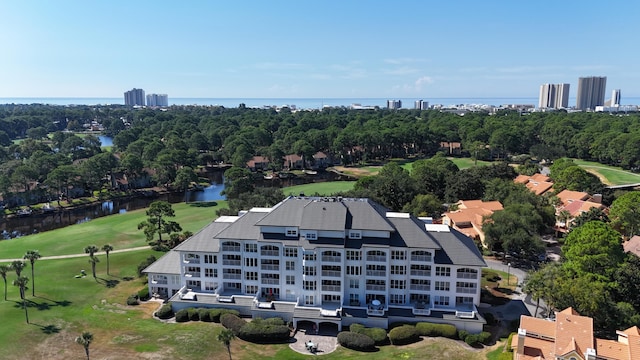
[
  {"left": 283, "top": 181, "right": 356, "bottom": 196},
  {"left": 573, "top": 159, "right": 640, "bottom": 186},
  {"left": 0, "top": 201, "right": 227, "bottom": 260}
]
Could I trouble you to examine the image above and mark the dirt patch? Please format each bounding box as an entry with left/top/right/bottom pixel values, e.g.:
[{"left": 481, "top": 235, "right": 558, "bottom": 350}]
[{"left": 583, "top": 168, "right": 611, "bottom": 185}]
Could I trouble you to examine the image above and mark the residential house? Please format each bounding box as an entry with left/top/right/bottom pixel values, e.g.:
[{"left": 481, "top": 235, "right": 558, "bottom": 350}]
[
  {"left": 283, "top": 154, "right": 303, "bottom": 170},
  {"left": 144, "top": 196, "right": 488, "bottom": 333},
  {"left": 439, "top": 142, "right": 462, "bottom": 155},
  {"left": 623, "top": 235, "right": 640, "bottom": 258},
  {"left": 246, "top": 156, "right": 270, "bottom": 172},
  {"left": 554, "top": 190, "right": 605, "bottom": 232},
  {"left": 513, "top": 307, "right": 640, "bottom": 360},
  {"left": 312, "top": 152, "right": 330, "bottom": 169},
  {"left": 442, "top": 200, "right": 504, "bottom": 247},
  {"left": 514, "top": 173, "right": 554, "bottom": 196}
]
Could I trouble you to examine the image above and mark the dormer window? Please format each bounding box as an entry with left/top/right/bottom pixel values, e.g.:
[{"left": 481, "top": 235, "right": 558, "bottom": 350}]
[
  {"left": 286, "top": 227, "right": 298, "bottom": 237},
  {"left": 305, "top": 232, "right": 317, "bottom": 240},
  {"left": 348, "top": 230, "right": 361, "bottom": 239}
]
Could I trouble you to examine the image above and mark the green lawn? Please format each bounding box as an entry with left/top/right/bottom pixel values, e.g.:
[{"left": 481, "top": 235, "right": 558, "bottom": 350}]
[
  {"left": 0, "top": 201, "right": 227, "bottom": 259},
  {"left": 448, "top": 157, "right": 492, "bottom": 170},
  {"left": 573, "top": 159, "right": 640, "bottom": 186},
  {"left": 283, "top": 181, "right": 356, "bottom": 196}
]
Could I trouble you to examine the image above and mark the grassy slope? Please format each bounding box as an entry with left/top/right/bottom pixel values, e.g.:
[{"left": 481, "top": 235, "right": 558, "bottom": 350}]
[
  {"left": 573, "top": 159, "right": 640, "bottom": 186},
  {"left": 283, "top": 182, "right": 355, "bottom": 196},
  {"left": 0, "top": 201, "right": 227, "bottom": 260}
]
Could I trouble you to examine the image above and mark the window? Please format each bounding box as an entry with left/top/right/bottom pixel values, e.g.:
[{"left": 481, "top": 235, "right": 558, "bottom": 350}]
[
  {"left": 204, "top": 282, "right": 216, "bottom": 291},
  {"left": 435, "top": 266, "right": 451, "bottom": 277},
  {"left": 391, "top": 250, "right": 406, "bottom": 260},
  {"left": 204, "top": 268, "right": 214, "bottom": 277},
  {"left": 410, "top": 264, "right": 431, "bottom": 276},
  {"left": 366, "top": 279, "right": 386, "bottom": 291},
  {"left": 260, "top": 259, "right": 279, "bottom": 271},
  {"left": 366, "top": 264, "right": 386, "bottom": 276},
  {"left": 286, "top": 275, "right": 295, "bottom": 285},
  {"left": 304, "top": 253, "right": 316, "bottom": 261},
  {"left": 346, "top": 250, "right": 361, "bottom": 261},
  {"left": 204, "top": 254, "right": 214, "bottom": 264},
  {"left": 322, "top": 250, "right": 341, "bottom": 262},
  {"left": 284, "top": 247, "right": 298, "bottom": 257},
  {"left": 304, "top": 281, "right": 316, "bottom": 291},
  {"left": 348, "top": 230, "right": 361, "bottom": 239},
  {"left": 456, "top": 282, "right": 477, "bottom": 294},
  {"left": 304, "top": 266, "right": 316, "bottom": 276},
  {"left": 349, "top": 293, "right": 359, "bottom": 302},
  {"left": 322, "top": 280, "right": 341, "bottom": 292},
  {"left": 456, "top": 296, "right": 474, "bottom": 305},
  {"left": 411, "top": 250, "right": 432, "bottom": 262},
  {"left": 214, "top": 269, "right": 218, "bottom": 277},
  {"left": 286, "top": 227, "right": 298, "bottom": 237},
  {"left": 223, "top": 268, "right": 242, "bottom": 279},
  {"left": 245, "top": 243, "right": 257, "bottom": 253},
  {"left": 305, "top": 232, "right": 317, "bottom": 240},
  {"left": 391, "top": 265, "right": 406, "bottom": 275},
  {"left": 222, "top": 241, "right": 240, "bottom": 252},
  {"left": 410, "top": 293, "right": 430, "bottom": 303},
  {"left": 260, "top": 273, "right": 279, "bottom": 285},
  {"left": 245, "top": 258, "right": 257, "bottom": 267},
  {"left": 434, "top": 296, "right": 450, "bottom": 306},
  {"left": 346, "top": 266, "right": 361, "bottom": 276},
  {"left": 323, "top": 294, "right": 341, "bottom": 302},
  {"left": 245, "top": 285, "right": 258, "bottom": 295},
  {"left": 366, "top": 250, "right": 386, "bottom": 262},
  {"left": 435, "top": 281, "right": 450, "bottom": 291},
  {"left": 286, "top": 261, "right": 295, "bottom": 271},
  {"left": 245, "top": 271, "right": 258, "bottom": 281},
  {"left": 390, "top": 280, "right": 406, "bottom": 289},
  {"left": 349, "top": 279, "right": 360, "bottom": 289},
  {"left": 305, "top": 295, "right": 314, "bottom": 305},
  {"left": 390, "top": 294, "right": 406, "bottom": 304},
  {"left": 261, "top": 245, "right": 279, "bottom": 257},
  {"left": 456, "top": 268, "right": 478, "bottom": 279},
  {"left": 410, "top": 279, "right": 430, "bottom": 291}
]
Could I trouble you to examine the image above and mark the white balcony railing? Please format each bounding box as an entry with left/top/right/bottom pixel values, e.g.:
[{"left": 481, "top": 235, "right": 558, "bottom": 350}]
[
  {"left": 366, "top": 284, "right": 385, "bottom": 291},
  {"left": 409, "top": 284, "right": 429, "bottom": 291},
  {"left": 223, "top": 260, "right": 241, "bottom": 266},
  {"left": 322, "top": 270, "right": 341, "bottom": 277},
  {"left": 410, "top": 270, "right": 431, "bottom": 277},
  {"left": 366, "top": 270, "right": 386, "bottom": 277},
  {"left": 322, "top": 285, "right": 341, "bottom": 292},
  {"left": 411, "top": 255, "right": 431, "bottom": 262},
  {"left": 456, "top": 287, "right": 477, "bottom": 294},
  {"left": 221, "top": 246, "right": 240, "bottom": 252},
  {"left": 261, "top": 250, "right": 279, "bottom": 257},
  {"left": 261, "top": 279, "right": 280, "bottom": 285},
  {"left": 261, "top": 264, "right": 280, "bottom": 271},
  {"left": 457, "top": 273, "right": 478, "bottom": 279},
  {"left": 366, "top": 255, "right": 386, "bottom": 262},
  {"left": 223, "top": 274, "right": 241, "bottom": 280},
  {"left": 321, "top": 256, "right": 341, "bottom": 263},
  {"left": 184, "top": 272, "right": 201, "bottom": 278}
]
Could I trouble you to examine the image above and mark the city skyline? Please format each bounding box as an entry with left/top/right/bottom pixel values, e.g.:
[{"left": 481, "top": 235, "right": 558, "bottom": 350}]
[{"left": 2, "top": 1, "right": 640, "bottom": 98}]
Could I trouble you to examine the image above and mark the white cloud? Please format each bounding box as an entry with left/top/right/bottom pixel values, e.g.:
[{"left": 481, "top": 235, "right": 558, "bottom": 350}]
[
  {"left": 415, "top": 76, "right": 434, "bottom": 90},
  {"left": 385, "top": 66, "right": 420, "bottom": 75}
]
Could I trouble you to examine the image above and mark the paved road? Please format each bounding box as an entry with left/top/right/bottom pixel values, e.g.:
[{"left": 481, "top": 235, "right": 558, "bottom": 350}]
[{"left": 0, "top": 246, "right": 152, "bottom": 263}]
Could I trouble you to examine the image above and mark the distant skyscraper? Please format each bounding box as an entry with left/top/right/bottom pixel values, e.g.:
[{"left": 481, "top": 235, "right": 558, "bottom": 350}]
[
  {"left": 538, "top": 83, "right": 570, "bottom": 109},
  {"left": 576, "top": 76, "right": 607, "bottom": 111},
  {"left": 124, "top": 88, "right": 145, "bottom": 106},
  {"left": 414, "top": 100, "right": 429, "bottom": 110},
  {"left": 146, "top": 94, "right": 169, "bottom": 107},
  {"left": 611, "top": 89, "right": 621, "bottom": 106},
  {"left": 387, "top": 99, "right": 402, "bottom": 109}
]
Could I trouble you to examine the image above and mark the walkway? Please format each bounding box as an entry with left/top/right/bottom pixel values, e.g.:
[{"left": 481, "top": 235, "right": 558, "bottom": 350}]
[
  {"left": 289, "top": 323, "right": 339, "bottom": 356},
  {"left": 0, "top": 246, "right": 152, "bottom": 263}
]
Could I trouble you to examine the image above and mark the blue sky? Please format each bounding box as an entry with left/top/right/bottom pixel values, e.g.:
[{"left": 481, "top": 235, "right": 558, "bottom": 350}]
[{"left": 1, "top": 0, "right": 639, "bottom": 98}]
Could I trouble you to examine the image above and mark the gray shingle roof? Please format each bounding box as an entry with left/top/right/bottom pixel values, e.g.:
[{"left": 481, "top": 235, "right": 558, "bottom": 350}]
[
  {"left": 142, "top": 250, "right": 180, "bottom": 274},
  {"left": 387, "top": 216, "right": 441, "bottom": 249},
  {"left": 173, "top": 220, "right": 232, "bottom": 252},
  {"left": 254, "top": 197, "right": 305, "bottom": 227},
  {"left": 431, "top": 227, "right": 486, "bottom": 267},
  {"left": 214, "top": 211, "right": 269, "bottom": 240},
  {"left": 299, "top": 200, "right": 347, "bottom": 231},
  {"left": 343, "top": 199, "right": 395, "bottom": 231}
]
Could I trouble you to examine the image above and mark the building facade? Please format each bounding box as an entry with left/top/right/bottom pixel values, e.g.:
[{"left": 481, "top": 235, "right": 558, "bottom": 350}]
[
  {"left": 124, "top": 88, "right": 146, "bottom": 106},
  {"left": 576, "top": 76, "right": 607, "bottom": 111},
  {"left": 144, "top": 197, "right": 487, "bottom": 332},
  {"left": 146, "top": 93, "right": 169, "bottom": 107},
  {"left": 414, "top": 100, "right": 429, "bottom": 110},
  {"left": 387, "top": 99, "right": 402, "bottom": 109},
  {"left": 538, "top": 83, "right": 570, "bottom": 109},
  {"left": 611, "top": 89, "right": 621, "bottom": 107}
]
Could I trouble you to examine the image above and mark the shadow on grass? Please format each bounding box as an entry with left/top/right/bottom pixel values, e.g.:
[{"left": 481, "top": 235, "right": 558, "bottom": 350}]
[
  {"left": 13, "top": 298, "right": 72, "bottom": 311},
  {"left": 122, "top": 276, "right": 135, "bottom": 281},
  {"left": 189, "top": 201, "right": 218, "bottom": 208},
  {"left": 34, "top": 296, "right": 71, "bottom": 307},
  {"left": 494, "top": 287, "right": 517, "bottom": 296},
  {"left": 38, "top": 324, "right": 61, "bottom": 334},
  {"left": 96, "top": 277, "right": 120, "bottom": 288}
]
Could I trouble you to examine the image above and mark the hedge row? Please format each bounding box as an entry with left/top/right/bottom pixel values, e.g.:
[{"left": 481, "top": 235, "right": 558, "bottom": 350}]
[
  {"left": 221, "top": 313, "right": 246, "bottom": 335},
  {"left": 415, "top": 322, "right": 457, "bottom": 338},
  {"left": 166, "top": 307, "right": 239, "bottom": 323},
  {"left": 388, "top": 325, "right": 420, "bottom": 345},
  {"left": 337, "top": 331, "right": 376, "bottom": 351},
  {"left": 155, "top": 304, "right": 174, "bottom": 319},
  {"left": 349, "top": 324, "right": 388, "bottom": 345},
  {"left": 220, "top": 314, "right": 291, "bottom": 343},
  {"left": 458, "top": 330, "right": 492, "bottom": 346}
]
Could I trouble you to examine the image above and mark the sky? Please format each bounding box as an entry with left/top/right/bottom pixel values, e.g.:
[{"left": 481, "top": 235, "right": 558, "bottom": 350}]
[{"left": 1, "top": 0, "right": 640, "bottom": 99}]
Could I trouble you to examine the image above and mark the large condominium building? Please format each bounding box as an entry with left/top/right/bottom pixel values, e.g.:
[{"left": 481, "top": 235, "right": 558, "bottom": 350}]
[
  {"left": 414, "top": 100, "right": 429, "bottom": 110},
  {"left": 576, "top": 76, "right": 607, "bottom": 111},
  {"left": 146, "top": 93, "right": 169, "bottom": 107},
  {"left": 611, "top": 89, "right": 621, "bottom": 107},
  {"left": 538, "top": 83, "right": 570, "bottom": 109},
  {"left": 144, "top": 196, "right": 487, "bottom": 332},
  {"left": 124, "top": 88, "right": 145, "bottom": 106},
  {"left": 387, "top": 99, "right": 402, "bottom": 109}
]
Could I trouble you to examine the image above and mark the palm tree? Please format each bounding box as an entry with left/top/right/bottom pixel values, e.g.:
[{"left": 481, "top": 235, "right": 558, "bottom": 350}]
[
  {"left": 101, "top": 244, "right": 113, "bottom": 275},
  {"left": 13, "top": 276, "right": 29, "bottom": 323},
  {"left": 23, "top": 250, "right": 41, "bottom": 296},
  {"left": 10, "top": 260, "right": 26, "bottom": 277},
  {"left": 75, "top": 331, "right": 93, "bottom": 360},
  {"left": 84, "top": 245, "right": 99, "bottom": 257},
  {"left": 217, "top": 328, "right": 235, "bottom": 360},
  {"left": 88, "top": 256, "right": 100, "bottom": 279},
  {"left": 0, "top": 264, "right": 10, "bottom": 301}
]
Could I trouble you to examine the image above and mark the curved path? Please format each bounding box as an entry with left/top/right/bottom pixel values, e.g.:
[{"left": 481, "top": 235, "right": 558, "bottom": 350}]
[{"left": 0, "top": 245, "right": 152, "bottom": 263}]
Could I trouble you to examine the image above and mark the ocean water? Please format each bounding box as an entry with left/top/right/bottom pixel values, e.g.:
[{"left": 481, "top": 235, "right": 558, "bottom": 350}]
[{"left": 2, "top": 97, "right": 639, "bottom": 109}]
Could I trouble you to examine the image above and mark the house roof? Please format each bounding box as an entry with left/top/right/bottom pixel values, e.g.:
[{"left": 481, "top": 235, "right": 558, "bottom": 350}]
[
  {"left": 142, "top": 250, "right": 181, "bottom": 274},
  {"left": 531, "top": 173, "right": 551, "bottom": 182},
  {"left": 623, "top": 235, "right": 640, "bottom": 258},
  {"left": 561, "top": 200, "right": 605, "bottom": 218},
  {"left": 596, "top": 338, "right": 629, "bottom": 360},
  {"left": 432, "top": 226, "right": 486, "bottom": 267},
  {"left": 526, "top": 181, "right": 555, "bottom": 195},
  {"left": 555, "top": 307, "right": 594, "bottom": 358},
  {"left": 173, "top": 218, "right": 235, "bottom": 252},
  {"left": 555, "top": 190, "right": 590, "bottom": 206},
  {"left": 514, "top": 174, "right": 531, "bottom": 184},
  {"left": 313, "top": 151, "right": 327, "bottom": 159},
  {"left": 246, "top": 156, "right": 269, "bottom": 168},
  {"left": 457, "top": 200, "right": 503, "bottom": 211}
]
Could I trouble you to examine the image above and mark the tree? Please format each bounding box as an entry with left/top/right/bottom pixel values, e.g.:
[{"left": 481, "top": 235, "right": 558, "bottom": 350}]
[
  {"left": 137, "top": 201, "right": 182, "bottom": 250},
  {"left": 483, "top": 203, "right": 546, "bottom": 259},
  {"left": 11, "top": 260, "right": 26, "bottom": 277},
  {"left": 88, "top": 256, "right": 100, "bottom": 279},
  {"left": 563, "top": 221, "right": 625, "bottom": 280},
  {"left": 402, "top": 193, "right": 443, "bottom": 218},
  {"left": 217, "top": 328, "right": 235, "bottom": 360},
  {"left": 411, "top": 155, "right": 459, "bottom": 200},
  {"left": 369, "top": 162, "right": 417, "bottom": 211},
  {"left": 23, "top": 250, "right": 41, "bottom": 296},
  {"left": 75, "top": 332, "right": 93, "bottom": 360},
  {"left": 609, "top": 191, "right": 640, "bottom": 239},
  {"left": 222, "top": 167, "right": 254, "bottom": 198},
  {"left": 101, "top": 244, "right": 113, "bottom": 275},
  {"left": 84, "top": 245, "right": 99, "bottom": 257},
  {"left": 173, "top": 166, "right": 198, "bottom": 201},
  {"left": 0, "top": 264, "right": 9, "bottom": 301},
  {"left": 572, "top": 207, "right": 609, "bottom": 228},
  {"left": 13, "top": 276, "right": 29, "bottom": 323}
]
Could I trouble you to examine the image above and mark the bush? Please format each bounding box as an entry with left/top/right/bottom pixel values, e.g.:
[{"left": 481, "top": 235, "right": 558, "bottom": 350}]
[
  {"left": 389, "top": 325, "right": 419, "bottom": 345},
  {"left": 263, "top": 317, "right": 285, "bottom": 326},
  {"left": 415, "top": 322, "right": 457, "bottom": 338},
  {"left": 198, "top": 308, "right": 213, "bottom": 322},
  {"left": 175, "top": 309, "right": 190, "bottom": 322},
  {"left": 349, "top": 323, "right": 388, "bottom": 345},
  {"left": 210, "top": 308, "right": 240, "bottom": 323},
  {"left": 478, "top": 331, "right": 492, "bottom": 345},
  {"left": 137, "top": 255, "right": 157, "bottom": 277},
  {"left": 458, "top": 330, "right": 469, "bottom": 341},
  {"left": 137, "top": 287, "right": 150, "bottom": 301},
  {"left": 337, "top": 331, "right": 376, "bottom": 351},
  {"left": 239, "top": 320, "right": 290, "bottom": 343},
  {"left": 221, "top": 313, "right": 245, "bottom": 335},
  {"left": 187, "top": 307, "right": 200, "bottom": 321},
  {"left": 126, "top": 295, "right": 139, "bottom": 306},
  {"left": 155, "top": 304, "right": 174, "bottom": 319},
  {"left": 464, "top": 334, "right": 480, "bottom": 345}
]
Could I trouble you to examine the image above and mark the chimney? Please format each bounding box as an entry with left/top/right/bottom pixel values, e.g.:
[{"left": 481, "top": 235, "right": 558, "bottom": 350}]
[
  {"left": 586, "top": 348, "right": 596, "bottom": 360},
  {"left": 517, "top": 328, "right": 526, "bottom": 354},
  {"left": 592, "top": 194, "right": 602, "bottom": 204}
]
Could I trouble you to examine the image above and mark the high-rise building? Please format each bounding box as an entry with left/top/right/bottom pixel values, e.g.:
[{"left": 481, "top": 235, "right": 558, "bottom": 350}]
[
  {"left": 124, "top": 88, "right": 146, "bottom": 106},
  {"left": 538, "top": 83, "right": 570, "bottom": 109},
  {"left": 387, "top": 99, "right": 402, "bottom": 109},
  {"left": 576, "top": 76, "right": 607, "bottom": 111},
  {"left": 611, "top": 89, "right": 621, "bottom": 107},
  {"left": 414, "top": 100, "right": 429, "bottom": 110},
  {"left": 146, "top": 93, "right": 169, "bottom": 107}
]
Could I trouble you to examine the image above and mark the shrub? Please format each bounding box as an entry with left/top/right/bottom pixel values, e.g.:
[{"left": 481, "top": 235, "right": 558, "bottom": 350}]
[
  {"left": 155, "top": 304, "right": 174, "bottom": 319},
  {"left": 416, "top": 322, "right": 457, "bottom": 338},
  {"left": 126, "top": 295, "right": 139, "bottom": 306},
  {"left": 175, "top": 309, "right": 190, "bottom": 323},
  {"left": 210, "top": 308, "right": 240, "bottom": 323},
  {"left": 221, "top": 313, "right": 245, "bottom": 335},
  {"left": 198, "top": 308, "right": 213, "bottom": 322},
  {"left": 458, "top": 330, "right": 469, "bottom": 341},
  {"left": 239, "top": 321, "right": 290, "bottom": 343},
  {"left": 137, "top": 287, "right": 150, "bottom": 301},
  {"left": 349, "top": 324, "right": 388, "bottom": 345},
  {"left": 464, "top": 334, "right": 480, "bottom": 345},
  {"left": 263, "top": 317, "right": 285, "bottom": 326},
  {"left": 479, "top": 331, "right": 492, "bottom": 345},
  {"left": 389, "top": 325, "right": 419, "bottom": 345},
  {"left": 337, "top": 331, "right": 376, "bottom": 351},
  {"left": 187, "top": 307, "right": 200, "bottom": 321}
]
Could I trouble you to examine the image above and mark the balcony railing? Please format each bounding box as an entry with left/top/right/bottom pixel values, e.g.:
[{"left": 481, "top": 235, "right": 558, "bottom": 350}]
[
  {"left": 367, "top": 307, "right": 385, "bottom": 316},
  {"left": 221, "top": 246, "right": 241, "bottom": 252},
  {"left": 184, "top": 272, "right": 201, "bottom": 278},
  {"left": 366, "top": 284, "right": 385, "bottom": 291},
  {"left": 457, "top": 273, "right": 478, "bottom": 279},
  {"left": 151, "top": 279, "right": 168, "bottom": 285},
  {"left": 183, "top": 258, "right": 200, "bottom": 264},
  {"left": 409, "top": 284, "right": 429, "bottom": 291},
  {"left": 366, "top": 270, "right": 386, "bottom": 277},
  {"left": 410, "top": 270, "right": 431, "bottom": 277},
  {"left": 322, "top": 285, "right": 341, "bottom": 292},
  {"left": 366, "top": 255, "right": 386, "bottom": 262},
  {"left": 223, "top": 274, "right": 241, "bottom": 280},
  {"left": 321, "top": 256, "right": 341, "bottom": 263},
  {"left": 261, "top": 250, "right": 279, "bottom": 257},
  {"left": 322, "top": 270, "right": 341, "bottom": 277},
  {"left": 411, "top": 255, "right": 431, "bottom": 262},
  {"left": 261, "top": 279, "right": 280, "bottom": 285},
  {"left": 223, "top": 260, "right": 241, "bottom": 266},
  {"left": 261, "top": 264, "right": 280, "bottom": 271},
  {"left": 456, "top": 287, "right": 477, "bottom": 294}
]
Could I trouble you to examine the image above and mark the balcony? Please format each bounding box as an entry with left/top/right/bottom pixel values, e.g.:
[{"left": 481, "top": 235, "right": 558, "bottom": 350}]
[
  {"left": 457, "top": 273, "right": 478, "bottom": 279},
  {"left": 322, "top": 285, "right": 341, "bottom": 292},
  {"left": 151, "top": 279, "right": 167, "bottom": 285},
  {"left": 366, "top": 270, "right": 386, "bottom": 277},
  {"left": 223, "top": 274, "right": 241, "bottom": 280},
  {"left": 367, "top": 303, "right": 385, "bottom": 316},
  {"left": 366, "top": 284, "right": 385, "bottom": 291},
  {"left": 183, "top": 258, "right": 200, "bottom": 264},
  {"left": 261, "top": 250, "right": 279, "bottom": 257},
  {"left": 411, "top": 255, "right": 431, "bottom": 262},
  {"left": 366, "top": 255, "right": 386, "bottom": 262},
  {"left": 221, "top": 246, "right": 241, "bottom": 252},
  {"left": 321, "top": 256, "right": 341, "bottom": 263},
  {"left": 322, "top": 270, "right": 341, "bottom": 277},
  {"left": 409, "top": 284, "right": 429, "bottom": 291},
  {"left": 223, "top": 259, "right": 241, "bottom": 266},
  {"left": 184, "top": 272, "right": 201, "bottom": 278},
  {"left": 410, "top": 270, "right": 430, "bottom": 277},
  {"left": 456, "top": 287, "right": 477, "bottom": 294},
  {"left": 412, "top": 303, "right": 431, "bottom": 316},
  {"left": 261, "top": 264, "right": 280, "bottom": 271},
  {"left": 261, "top": 278, "right": 280, "bottom": 285}
]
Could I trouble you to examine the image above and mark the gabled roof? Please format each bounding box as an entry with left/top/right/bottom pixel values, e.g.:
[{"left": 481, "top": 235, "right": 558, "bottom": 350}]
[
  {"left": 554, "top": 308, "right": 593, "bottom": 359},
  {"left": 299, "top": 200, "right": 347, "bottom": 231},
  {"left": 142, "top": 250, "right": 180, "bottom": 274},
  {"left": 386, "top": 216, "right": 440, "bottom": 249},
  {"left": 173, "top": 218, "right": 235, "bottom": 252},
  {"left": 526, "top": 181, "right": 554, "bottom": 195},
  {"left": 215, "top": 211, "right": 270, "bottom": 240},
  {"left": 457, "top": 200, "right": 503, "bottom": 211},
  {"left": 561, "top": 200, "right": 605, "bottom": 217},
  {"left": 555, "top": 190, "right": 590, "bottom": 206},
  {"left": 432, "top": 227, "right": 486, "bottom": 267}
]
